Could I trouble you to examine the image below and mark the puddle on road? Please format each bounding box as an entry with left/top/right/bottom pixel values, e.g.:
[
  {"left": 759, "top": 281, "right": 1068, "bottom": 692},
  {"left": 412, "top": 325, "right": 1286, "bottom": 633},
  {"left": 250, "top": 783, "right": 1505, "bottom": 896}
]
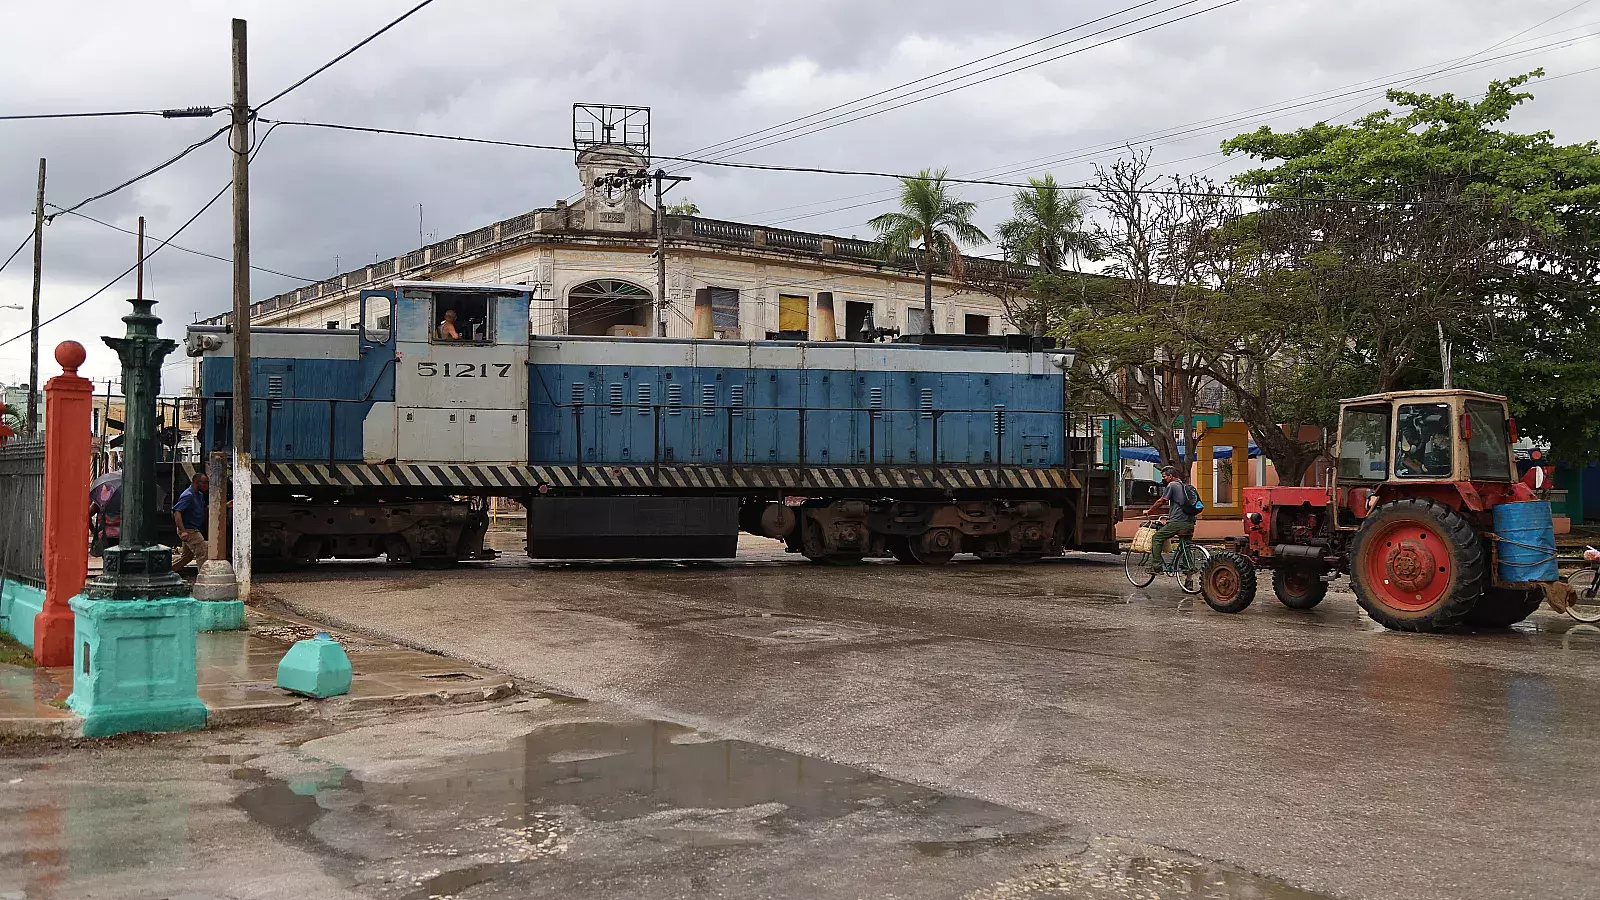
[{"left": 230, "top": 717, "right": 1333, "bottom": 900}]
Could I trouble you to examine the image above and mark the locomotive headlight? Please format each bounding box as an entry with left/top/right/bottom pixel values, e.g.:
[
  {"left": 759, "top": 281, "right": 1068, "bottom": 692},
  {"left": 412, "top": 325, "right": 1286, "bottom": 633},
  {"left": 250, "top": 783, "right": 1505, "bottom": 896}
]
[{"left": 1047, "top": 349, "right": 1077, "bottom": 370}]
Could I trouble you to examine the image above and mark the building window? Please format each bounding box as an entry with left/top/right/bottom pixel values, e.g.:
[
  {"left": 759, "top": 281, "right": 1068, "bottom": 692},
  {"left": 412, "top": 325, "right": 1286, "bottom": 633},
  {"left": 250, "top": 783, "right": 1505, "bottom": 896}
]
[
  {"left": 778, "top": 294, "right": 809, "bottom": 335},
  {"left": 906, "top": 307, "right": 930, "bottom": 335},
  {"left": 964, "top": 313, "right": 990, "bottom": 335},
  {"left": 709, "top": 287, "right": 739, "bottom": 334},
  {"left": 567, "top": 279, "right": 651, "bottom": 337},
  {"left": 844, "top": 300, "right": 873, "bottom": 341}
]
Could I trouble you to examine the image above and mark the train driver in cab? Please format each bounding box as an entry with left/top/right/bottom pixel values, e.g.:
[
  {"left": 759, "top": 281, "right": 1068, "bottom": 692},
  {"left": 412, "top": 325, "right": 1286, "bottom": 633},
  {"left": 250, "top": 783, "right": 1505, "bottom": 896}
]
[{"left": 438, "top": 308, "right": 462, "bottom": 341}]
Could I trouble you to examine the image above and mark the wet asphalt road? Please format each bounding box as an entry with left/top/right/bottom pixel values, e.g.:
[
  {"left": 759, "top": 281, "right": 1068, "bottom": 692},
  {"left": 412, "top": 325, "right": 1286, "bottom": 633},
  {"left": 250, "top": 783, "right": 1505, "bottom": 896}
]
[{"left": 252, "top": 535, "right": 1600, "bottom": 900}]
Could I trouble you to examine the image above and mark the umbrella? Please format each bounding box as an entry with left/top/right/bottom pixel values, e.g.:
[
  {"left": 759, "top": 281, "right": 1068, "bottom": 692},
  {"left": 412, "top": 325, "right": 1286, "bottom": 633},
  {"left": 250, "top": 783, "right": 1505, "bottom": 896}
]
[{"left": 90, "top": 470, "right": 123, "bottom": 542}]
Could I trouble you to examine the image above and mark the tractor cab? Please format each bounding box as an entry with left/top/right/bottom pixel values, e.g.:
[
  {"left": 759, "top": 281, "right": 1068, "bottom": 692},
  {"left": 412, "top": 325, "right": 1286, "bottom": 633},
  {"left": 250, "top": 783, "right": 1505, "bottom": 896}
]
[
  {"left": 1335, "top": 389, "right": 1514, "bottom": 488},
  {"left": 1333, "top": 390, "right": 1517, "bottom": 528}
]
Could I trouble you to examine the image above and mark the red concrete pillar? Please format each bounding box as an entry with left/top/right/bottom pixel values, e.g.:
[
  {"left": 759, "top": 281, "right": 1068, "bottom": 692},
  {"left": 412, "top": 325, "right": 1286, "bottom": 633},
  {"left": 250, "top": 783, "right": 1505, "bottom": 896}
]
[{"left": 33, "top": 342, "right": 93, "bottom": 667}]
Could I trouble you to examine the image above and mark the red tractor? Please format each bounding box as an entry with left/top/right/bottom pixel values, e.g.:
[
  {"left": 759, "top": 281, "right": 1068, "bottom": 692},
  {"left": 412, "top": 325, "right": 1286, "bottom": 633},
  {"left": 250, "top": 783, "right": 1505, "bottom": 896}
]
[{"left": 1200, "top": 389, "right": 1566, "bottom": 632}]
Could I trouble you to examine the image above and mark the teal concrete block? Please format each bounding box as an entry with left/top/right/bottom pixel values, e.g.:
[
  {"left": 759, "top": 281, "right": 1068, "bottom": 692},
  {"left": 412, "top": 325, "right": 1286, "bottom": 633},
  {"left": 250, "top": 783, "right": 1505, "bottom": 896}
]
[
  {"left": 275, "top": 633, "right": 352, "bottom": 699},
  {"left": 195, "top": 600, "right": 246, "bottom": 633},
  {"left": 2, "top": 582, "right": 46, "bottom": 648},
  {"left": 67, "top": 595, "right": 207, "bottom": 738}
]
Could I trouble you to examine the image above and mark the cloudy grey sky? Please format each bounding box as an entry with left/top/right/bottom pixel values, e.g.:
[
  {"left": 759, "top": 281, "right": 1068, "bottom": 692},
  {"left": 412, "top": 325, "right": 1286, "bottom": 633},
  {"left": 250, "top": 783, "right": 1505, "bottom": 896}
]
[{"left": 1, "top": 0, "right": 1596, "bottom": 391}]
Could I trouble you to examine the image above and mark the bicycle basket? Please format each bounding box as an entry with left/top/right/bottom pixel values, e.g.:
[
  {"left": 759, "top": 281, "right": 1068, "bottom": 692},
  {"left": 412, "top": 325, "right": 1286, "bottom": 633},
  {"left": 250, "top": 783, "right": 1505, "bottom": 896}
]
[{"left": 1130, "top": 524, "right": 1156, "bottom": 553}]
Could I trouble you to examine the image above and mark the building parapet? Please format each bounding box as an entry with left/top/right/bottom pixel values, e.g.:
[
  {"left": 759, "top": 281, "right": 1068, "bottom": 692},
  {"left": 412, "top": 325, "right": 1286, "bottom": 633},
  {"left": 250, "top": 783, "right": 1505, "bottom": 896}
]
[{"left": 208, "top": 209, "right": 1042, "bottom": 326}]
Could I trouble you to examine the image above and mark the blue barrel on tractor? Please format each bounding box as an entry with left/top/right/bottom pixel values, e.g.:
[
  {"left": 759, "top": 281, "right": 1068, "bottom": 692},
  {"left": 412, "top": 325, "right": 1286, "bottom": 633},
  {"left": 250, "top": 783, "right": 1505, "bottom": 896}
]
[{"left": 1493, "top": 500, "right": 1558, "bottom": 584}]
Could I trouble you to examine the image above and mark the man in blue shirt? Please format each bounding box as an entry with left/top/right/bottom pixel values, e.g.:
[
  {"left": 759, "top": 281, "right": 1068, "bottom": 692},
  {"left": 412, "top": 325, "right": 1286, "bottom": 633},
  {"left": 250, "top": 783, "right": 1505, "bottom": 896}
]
[
  {"left": 170, "top": 473, "right": 209, "bottom": 573},
  {"left": 1143, "top": 465, "right": 1195, "bottom": 571}
]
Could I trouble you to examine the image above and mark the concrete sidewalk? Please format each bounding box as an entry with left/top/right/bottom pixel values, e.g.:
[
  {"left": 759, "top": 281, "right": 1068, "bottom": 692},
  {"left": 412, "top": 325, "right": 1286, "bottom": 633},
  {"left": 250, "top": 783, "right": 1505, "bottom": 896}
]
[{"left": 0, "top": 609, "right": 515, "bottom": 737}]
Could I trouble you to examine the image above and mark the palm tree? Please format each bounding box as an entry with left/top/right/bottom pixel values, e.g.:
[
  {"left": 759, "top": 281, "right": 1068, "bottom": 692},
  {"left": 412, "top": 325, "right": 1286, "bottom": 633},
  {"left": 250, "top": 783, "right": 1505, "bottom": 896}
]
[
  {"left": 869, "top": 169, "right": 988, "bottom": 334},
  {"left": 996, "top": 175, "right": 1101, "bottom": 334}
]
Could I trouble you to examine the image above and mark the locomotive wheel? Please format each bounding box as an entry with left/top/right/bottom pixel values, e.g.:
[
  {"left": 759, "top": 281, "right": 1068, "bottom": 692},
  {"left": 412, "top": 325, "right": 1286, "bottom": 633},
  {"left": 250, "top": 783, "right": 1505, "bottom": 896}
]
[
  {"left": 1273, "top": 566, "right": 1328, "bottom": 610},
  {"left": 1201, "top": 551, "right": 1257, "bottom": 614},
  {"left": 1350, "top": 498, "right": 1484, "bottom": 632},
  {"left": 1463, "top": 586, "right": 1543, "bottom": 629},
  {"left": 908, "top": 529, "right": 959, "bottom": 566},
  {"left": 907, "top": 545, "right": 955, "bottom": 566}
]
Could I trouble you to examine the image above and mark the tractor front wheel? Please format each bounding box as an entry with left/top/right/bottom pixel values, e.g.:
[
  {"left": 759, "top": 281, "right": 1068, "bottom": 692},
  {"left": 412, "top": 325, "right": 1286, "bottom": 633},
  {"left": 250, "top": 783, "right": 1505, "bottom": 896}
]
[
  {"left": 1463, "top": 586, "right": 1543, "bottom": 629},
  {"left": 1273, "top": 566, "right": 1329, "bottom": 610},
  {"left": 1350, "top": 498, "right": 1484, "bottom": 632},
  {"left": 1202, "top": 551, "right": 1258, "bottom": 614}
]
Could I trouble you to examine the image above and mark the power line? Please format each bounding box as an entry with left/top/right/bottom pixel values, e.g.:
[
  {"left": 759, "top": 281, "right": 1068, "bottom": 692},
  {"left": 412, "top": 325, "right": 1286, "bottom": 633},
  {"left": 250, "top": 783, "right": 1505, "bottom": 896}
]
[
  {"left": 256, "top": 0, "right": 443, "bottom": 110},
  {"left": 754, "top": 32, "right": 1600, "bottom": 228},
  {"left": 46, "top": 205, "right": 317, "bottom": 282},
  {"left": 666, "top": 0, "right": 1180, "bottom": 167},
  {"left": 0, "top": 124, "right": 282, "bottom": 351},
  {"left": 0, "top": 181, "right": 230, "bottom": 350},
  {"left": 44, "top": 124, "right": 231, "bottom": 222},
  {"left": 0, "top": 232, "right": 32, "bottom": 277},
  {"left": 681, "top": 0, "right": 1247, "bottom": 170},
  {"left": 260, "top": 116, "right": 1492, "bottom": 207},
  {"left": 1326, "top": 0, "right": 1595, "bottom": 124},
  {"left": 0, "top": 107, "right": 220, "bottom": 122}
]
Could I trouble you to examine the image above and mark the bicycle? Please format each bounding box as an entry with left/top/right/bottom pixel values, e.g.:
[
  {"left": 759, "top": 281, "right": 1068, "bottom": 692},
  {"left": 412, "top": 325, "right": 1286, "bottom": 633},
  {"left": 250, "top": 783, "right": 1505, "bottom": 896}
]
[
  {"left": 1563, "top": 546, "right": 1600, "bottom": 624},
  {"left": 1124, "top": 516, "right": 1211, "bottom": 595}
]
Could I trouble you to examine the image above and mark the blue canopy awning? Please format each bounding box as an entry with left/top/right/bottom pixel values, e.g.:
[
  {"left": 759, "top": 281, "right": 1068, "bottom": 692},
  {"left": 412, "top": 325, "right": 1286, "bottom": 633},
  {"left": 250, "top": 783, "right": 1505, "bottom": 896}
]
[{"left": 1117, "top": 442, "right": 1260, "bottom": 463}]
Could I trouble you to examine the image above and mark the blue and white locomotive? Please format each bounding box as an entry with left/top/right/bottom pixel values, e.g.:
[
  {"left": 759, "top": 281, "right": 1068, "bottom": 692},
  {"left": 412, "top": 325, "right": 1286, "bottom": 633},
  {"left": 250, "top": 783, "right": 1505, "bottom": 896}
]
[{"left": 186, "top": 282, "right": 1118, "bottom": 564}]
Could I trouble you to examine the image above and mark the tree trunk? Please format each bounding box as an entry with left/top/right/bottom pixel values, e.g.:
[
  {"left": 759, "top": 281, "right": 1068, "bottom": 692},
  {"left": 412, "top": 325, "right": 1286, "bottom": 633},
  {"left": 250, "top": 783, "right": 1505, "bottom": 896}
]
[
  {"left": 1250, "top": 423, "right": 1324, "bottom": 487},
  {"left": 923, "top": 262, "right": 935, "bottom": 334}
]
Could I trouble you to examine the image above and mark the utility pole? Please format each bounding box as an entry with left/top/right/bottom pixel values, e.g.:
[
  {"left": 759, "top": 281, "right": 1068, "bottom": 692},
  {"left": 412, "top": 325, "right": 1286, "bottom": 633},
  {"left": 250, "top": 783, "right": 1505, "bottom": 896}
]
[
  {"left": 652, "top": 169, "right": 689, "bottom": 337},
  {"left": 228, "top": 17, "right": 252, "bottom": 600},
  {"left": 27, "top": 158, "right": 44, "bottom": 436}
]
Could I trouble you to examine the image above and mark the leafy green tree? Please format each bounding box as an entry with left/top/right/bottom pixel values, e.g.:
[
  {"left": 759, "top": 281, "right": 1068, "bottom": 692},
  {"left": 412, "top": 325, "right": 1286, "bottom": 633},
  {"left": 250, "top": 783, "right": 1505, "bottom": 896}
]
[
  {"left": 662, "top": 198, "right": 700, "bottom": 216},
  {"left": 995, "top": 175, "right": 1102, "bottom": 334},
  {"left": 870, "top": 169, "right": 989, "bottom": 333},
  {"left": 1056, "top": 152, "right": 1212, "bottom": 472},
  {"left": 1221, "top": 72, "right": 1600, "bottom": 459}
]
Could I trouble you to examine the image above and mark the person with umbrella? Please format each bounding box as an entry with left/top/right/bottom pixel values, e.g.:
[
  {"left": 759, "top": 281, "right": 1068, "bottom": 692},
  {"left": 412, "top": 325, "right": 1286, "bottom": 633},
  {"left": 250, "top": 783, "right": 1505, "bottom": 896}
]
[{"left": 89, "top": 470, "right": 122, "bottom": 556}]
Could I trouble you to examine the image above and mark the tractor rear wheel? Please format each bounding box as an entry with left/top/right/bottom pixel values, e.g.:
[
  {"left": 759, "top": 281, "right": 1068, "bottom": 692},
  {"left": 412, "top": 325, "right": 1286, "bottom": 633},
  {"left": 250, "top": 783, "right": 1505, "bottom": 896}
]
[
  {"left": 1202, "top": 551, "right": 1257, "bottom": 613},
  {"left": 1273, "top": 566, "right": 1328, "bottom": 610},
  {"left": 1463, "top": 586, "right": 1543, "bottom": 629},
  {"left": 1350, "top": 498, "right": 1484, "bottom": 632}
]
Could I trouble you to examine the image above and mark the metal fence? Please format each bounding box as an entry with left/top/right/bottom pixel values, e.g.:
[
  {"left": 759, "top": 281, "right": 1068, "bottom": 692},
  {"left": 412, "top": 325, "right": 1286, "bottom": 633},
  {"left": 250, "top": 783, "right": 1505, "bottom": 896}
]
[{"left": 0, "top": 437, "right": 45, "bottom": 588}]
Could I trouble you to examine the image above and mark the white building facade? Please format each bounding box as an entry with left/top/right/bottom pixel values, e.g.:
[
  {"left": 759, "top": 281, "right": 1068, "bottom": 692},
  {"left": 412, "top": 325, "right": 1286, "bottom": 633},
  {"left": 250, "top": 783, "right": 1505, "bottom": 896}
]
[{"left": 217, "top": 146, "right": 1023, "bottom": 342}]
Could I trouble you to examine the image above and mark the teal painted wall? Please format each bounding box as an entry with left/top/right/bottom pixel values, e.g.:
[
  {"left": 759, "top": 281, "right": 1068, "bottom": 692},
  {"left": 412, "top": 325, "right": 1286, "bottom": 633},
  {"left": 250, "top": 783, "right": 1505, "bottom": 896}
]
[{"left": 0, "top": 581, "right": 45, "bottom": 649}]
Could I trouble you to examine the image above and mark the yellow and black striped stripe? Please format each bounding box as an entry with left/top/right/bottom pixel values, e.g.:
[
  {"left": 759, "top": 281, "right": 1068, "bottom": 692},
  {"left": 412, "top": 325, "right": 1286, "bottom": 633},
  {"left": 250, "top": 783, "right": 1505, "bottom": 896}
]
[{"left": 246, "top": 462, "right": 1079, "bottom": 492}]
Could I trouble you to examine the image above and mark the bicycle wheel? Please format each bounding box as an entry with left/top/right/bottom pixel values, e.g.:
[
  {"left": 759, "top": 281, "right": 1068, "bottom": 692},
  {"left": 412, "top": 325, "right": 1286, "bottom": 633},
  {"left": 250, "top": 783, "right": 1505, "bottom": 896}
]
[
  {"left": 1567, "top": 569, "right": 1600, "bottom": 624},
  {"left": 1179, "top": 543, "right": 1212, "bottom": 595},
  {"left": 1125, "top": 549, "right": 1157, "bottom": 588}
]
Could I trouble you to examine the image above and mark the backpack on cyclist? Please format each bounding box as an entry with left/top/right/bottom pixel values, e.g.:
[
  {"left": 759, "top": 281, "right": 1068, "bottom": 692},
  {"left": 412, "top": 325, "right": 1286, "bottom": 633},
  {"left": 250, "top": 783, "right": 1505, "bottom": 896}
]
[{"left": 1180, "top": 483, "right": 1205, "bottom": 517}]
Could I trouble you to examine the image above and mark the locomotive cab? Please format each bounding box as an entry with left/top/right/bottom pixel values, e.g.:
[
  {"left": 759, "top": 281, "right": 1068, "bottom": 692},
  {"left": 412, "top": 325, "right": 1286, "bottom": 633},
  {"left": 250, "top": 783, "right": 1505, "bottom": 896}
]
[{"left": 364, "top": 281, "right": 534, "bottom": 465}]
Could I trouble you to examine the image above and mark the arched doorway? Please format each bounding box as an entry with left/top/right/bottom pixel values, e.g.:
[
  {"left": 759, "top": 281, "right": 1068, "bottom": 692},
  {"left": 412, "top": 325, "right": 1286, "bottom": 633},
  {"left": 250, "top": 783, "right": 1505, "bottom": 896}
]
[{"left": 567, "top": 279, "right": 652, "bottom": 336}]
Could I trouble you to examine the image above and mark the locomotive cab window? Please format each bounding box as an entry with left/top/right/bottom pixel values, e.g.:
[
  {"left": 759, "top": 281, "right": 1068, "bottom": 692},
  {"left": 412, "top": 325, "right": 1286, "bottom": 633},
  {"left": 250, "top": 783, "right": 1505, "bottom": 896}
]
[
  {"left": 1395, "top": 402, "right": 1453, "bottom": 479},
  {"left": 361, "top": 292, "right": 392, "bottom": 344},
  {"left": 431, "top": 292, "right": 494, "bottom": 344},
  {"left": 1337, "top": 404, "right": 1390, "bottom": 481}
]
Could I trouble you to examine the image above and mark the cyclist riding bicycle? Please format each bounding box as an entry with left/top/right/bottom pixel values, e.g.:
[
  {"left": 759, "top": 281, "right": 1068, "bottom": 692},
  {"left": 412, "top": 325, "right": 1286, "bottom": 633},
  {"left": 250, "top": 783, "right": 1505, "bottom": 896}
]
[{"left": 1143, "top": 465, "right": 1198, "bottom": 572}]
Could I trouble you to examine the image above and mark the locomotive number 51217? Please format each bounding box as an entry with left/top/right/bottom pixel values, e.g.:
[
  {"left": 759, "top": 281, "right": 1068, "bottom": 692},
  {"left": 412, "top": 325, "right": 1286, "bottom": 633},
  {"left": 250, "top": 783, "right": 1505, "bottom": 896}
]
[{"left": 418, "top": 362, "right": 512, "bottom": 378}]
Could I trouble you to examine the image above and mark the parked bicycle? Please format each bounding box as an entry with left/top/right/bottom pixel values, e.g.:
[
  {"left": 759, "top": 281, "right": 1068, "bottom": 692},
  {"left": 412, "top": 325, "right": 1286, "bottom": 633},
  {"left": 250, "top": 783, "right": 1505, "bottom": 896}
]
[
  {"left": 1564, "top": 546, "right": 1600, "bottom": 624},
  {"left": 1125, "top": 516, "right": 1212, "bottom": 595}
]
